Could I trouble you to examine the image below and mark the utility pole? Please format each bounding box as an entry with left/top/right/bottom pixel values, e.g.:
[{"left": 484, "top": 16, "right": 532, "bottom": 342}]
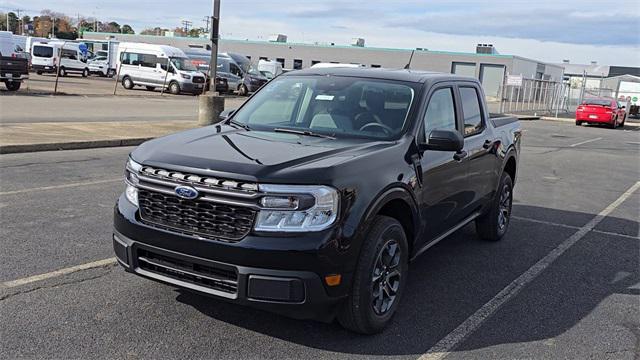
[
  {"left": 208, "top": 0, "right": 220, "bottom": 85},
  {"left": 52, "top": 17, "right": 55, "bottom": 38},
  {"left": 181, "top": 20, "right": 192, "bottom": 33}
]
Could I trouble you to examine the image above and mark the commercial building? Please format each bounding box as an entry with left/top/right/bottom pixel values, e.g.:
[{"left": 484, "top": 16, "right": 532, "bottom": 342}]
[{"left": 84, "top": 32, "right": 564, "bottom": 103}]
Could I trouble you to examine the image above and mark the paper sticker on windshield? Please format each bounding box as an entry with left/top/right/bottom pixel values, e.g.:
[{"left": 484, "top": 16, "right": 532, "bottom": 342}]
[{"left": 315, "top": 95, "right": 334, "bottom": 101}]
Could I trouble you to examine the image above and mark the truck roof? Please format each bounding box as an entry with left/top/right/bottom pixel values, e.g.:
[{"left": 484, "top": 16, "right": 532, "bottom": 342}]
[{"left": 283, "top": 67, "right": 475, "bottom": 84}]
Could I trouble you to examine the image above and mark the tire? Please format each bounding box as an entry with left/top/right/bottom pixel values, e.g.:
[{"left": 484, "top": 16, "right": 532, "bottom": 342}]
[
  {"left": 82, "top": 68, "right": 89, "bottom": 77},
  {"left": 122, "top": 76, "right": 134, "bottom": 89},
  {"left": 5, "top": 81, "right": 21, "bottom": 91},
  {"left": 475, "top": 172, "right": 513, "bottom": 241},
  {"left": 145, "top": 86, "right": 156, "bottom": 91},
  {"left": 58, "top": 67, "right": 67, "bottom": 77},
  {"left": 238, "top": 84, "right": 248, "bottom": 96},
  {"left": 575, "top": 121, "right": 582, "bottom": 126},
  {"left": 169, "top": 81, "right": 180, "bottom": 95},
  {"left": 36, "top": 71, "right": 43, "bottom": 75},
  {"left": 609, "top": 116, "right": 617, "bottom": 129},
  {"left": 337, "top": 215, "right": 408, "bottom": 334},
  {"left": 620, "top": 115, "right": 626, "bottom": 127},
  {"left": 107, "top": 69, "right": 116, "bottom": 78}
]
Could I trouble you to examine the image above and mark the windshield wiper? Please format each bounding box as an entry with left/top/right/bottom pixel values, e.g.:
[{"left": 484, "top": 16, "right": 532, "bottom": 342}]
[
  {"left": 273, "top": 128, "right": 335, "bottom": 139},
  {"left": 226, "top": 118, "right": 251, "bottom": 131}
]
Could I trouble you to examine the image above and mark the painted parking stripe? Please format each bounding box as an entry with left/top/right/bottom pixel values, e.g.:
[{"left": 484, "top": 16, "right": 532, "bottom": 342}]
[
  {"left": 569, "top": 137, "right": 602, "bottom": 147},
  {"left": 419, "top": 181, "right": 640, "bottom": 360},
  {"left": 0, "top": 178, "right": 121, "bottom": 196},
  {"left": 513, "top": 216, "right": 640, "bottom": 240},
  {"left": 1, "top": 258, "right": 117, "bottom": 289}
]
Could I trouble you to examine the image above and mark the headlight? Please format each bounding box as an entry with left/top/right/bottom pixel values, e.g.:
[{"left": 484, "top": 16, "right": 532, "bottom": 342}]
[
  {"left": 124, "top": 158, "right": 142, "bottom": 206},
  {"left": 181, "top": 73, "right": 191, "bottom": 79},
  {"left": 254, "top": 185, "right": 339, "bottom": 232}
]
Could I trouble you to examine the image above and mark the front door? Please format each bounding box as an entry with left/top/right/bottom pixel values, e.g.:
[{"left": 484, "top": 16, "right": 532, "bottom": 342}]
[{"left": 418, "top": 85, "right": 472, "bottom": 244}]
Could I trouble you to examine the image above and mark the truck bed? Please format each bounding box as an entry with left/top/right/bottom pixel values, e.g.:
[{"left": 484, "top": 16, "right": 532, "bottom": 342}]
[{"left": 489, "top": 113, "right": 519, "bottom": 128}]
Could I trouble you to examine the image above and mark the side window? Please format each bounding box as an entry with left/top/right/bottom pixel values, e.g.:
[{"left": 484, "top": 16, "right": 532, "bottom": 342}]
[
  {"left": 424, "top": 88, "right": 457, "bottom": 137},
  {"left": 459, "top": 87, "right": 484, "bottom": 136},
  {"left": 140, "top": 54, "right": 158, "bottom": 68},
  {"left": 61, "top": 49, "right": 77, "bottom": 60},
  {"left": 229, "top": 63, "right": 242, "bottom": 77}
]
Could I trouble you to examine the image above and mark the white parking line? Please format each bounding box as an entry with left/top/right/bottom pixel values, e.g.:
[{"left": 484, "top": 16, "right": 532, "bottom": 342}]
[
  {"left": 1, "top": 258, "right": 117, "bottom": 289},
  {"left": 419, "top": 181, "right": 640, "bottom": 360},
  {"left": 513, "top": 216, "right": 640, "bottom": 240},
  {"left": 569, "top": 137, "right": 602, "bottom": 147},
  {"left": 0, "top": 178, "right": 121, "bottom": 196}
]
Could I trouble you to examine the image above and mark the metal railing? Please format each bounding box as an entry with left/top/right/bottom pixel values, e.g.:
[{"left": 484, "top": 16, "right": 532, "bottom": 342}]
[{"left": 495, "top": 75, "right": 569, "bottom": 116}]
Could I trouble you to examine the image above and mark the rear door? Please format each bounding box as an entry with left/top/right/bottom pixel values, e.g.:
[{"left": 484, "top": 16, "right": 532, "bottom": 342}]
[
  {"left": 457, "top": 83, "right": 499, "bottom": 211},
  {"left": 418, "top": 83, "right": 471, "bottom": 242}
]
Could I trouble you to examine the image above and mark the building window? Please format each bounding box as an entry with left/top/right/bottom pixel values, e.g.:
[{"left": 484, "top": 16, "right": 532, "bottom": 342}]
[
  {"left": 259, "top": 56, "right": 268, "bottom": 61},
  {"left": 276, "top": 58, "right": 285, "bottom": 67},
  {"left": 293, "top": 59, "right": 303, "bottom": 70},
  {"left": 311, "top": 60, "right": 321, "bottom": 66},
  {"left": 371, "top": 64, "right": 381, "bottom": 68},
  {"left": 451, "top": 62, "right": 476, "bottom": 77},
  {"left": 246, "top": 55, "right": 251, "bottom": 60},
  {"left": 479, "top": 64, "right": 505, "bottom": 99}
]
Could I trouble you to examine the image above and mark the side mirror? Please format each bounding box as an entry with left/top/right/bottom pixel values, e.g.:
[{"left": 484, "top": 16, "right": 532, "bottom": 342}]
[
  {"left": 420, "top": 129, "right": 464, "bottom": 152},
  {"left": 219, "top": 109, "right": 236, "bottom": 121}
]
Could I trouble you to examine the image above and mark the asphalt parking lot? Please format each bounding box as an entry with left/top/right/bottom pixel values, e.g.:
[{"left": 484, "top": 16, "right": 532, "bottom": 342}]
[{"left": 0, "top": 120, "right": 639, "bottom": 359}]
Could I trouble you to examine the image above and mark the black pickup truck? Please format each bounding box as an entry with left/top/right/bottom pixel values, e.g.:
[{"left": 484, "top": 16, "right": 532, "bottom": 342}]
[
  {"left": 0, "top": 54, "right": 29, "bottom": 91},
  {"left": 114, "top": 68, "right": 521, "bottom": 334}
]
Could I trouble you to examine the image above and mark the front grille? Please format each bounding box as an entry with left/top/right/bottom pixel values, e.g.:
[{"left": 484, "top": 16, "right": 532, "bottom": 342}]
[
  {"left": 192, "top": 76, "right": 205, "bottom": 83},
  {"left": 136, "top": 248, "right": 238, "bottom": 295},
  {"left": 138, "top": 189, "right": 256, "bottom": 241}
]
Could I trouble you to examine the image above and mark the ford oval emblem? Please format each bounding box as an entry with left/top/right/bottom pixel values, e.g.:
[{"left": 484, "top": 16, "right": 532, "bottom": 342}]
[{"left": 174, "top": 185, "right": 198, "bottom": 199}]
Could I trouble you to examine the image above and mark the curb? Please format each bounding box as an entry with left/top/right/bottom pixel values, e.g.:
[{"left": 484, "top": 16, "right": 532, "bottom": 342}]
[
  {"left": 0, "top": 137, "right": 152, "bottom": 155},
  {"left": 541, "top": 116, "right": 640, "bottom": 127}
]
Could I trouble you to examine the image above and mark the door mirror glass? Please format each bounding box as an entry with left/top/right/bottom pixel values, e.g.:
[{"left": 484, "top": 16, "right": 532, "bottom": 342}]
[{"left": 421, "top": 129, "right": 464, "bottom": 152}]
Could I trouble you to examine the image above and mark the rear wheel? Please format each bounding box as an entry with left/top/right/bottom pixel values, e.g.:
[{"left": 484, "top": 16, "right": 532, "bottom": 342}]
[
  {"left": 337, "top": 215, "right": 408, "bottom": 334},
  {"left": 5, "top": 81, "right": 21, "bottom": 91},
  {"left": 36, "top": 71, "right": 43, "bottom": 75},
  {"left": 476, "top": 172, "right": 513, "bottom": 241},
  {"left": 82, "top": 68, "right": 89, "bottom": 77},
  {"left": 609, "top": 116, "right": 618, "bottom": 129},
  {"left": 122, "top": 76, "right": 134, "bottom": 89},
  {"left": 58, "top": 67, "right": 67, "bottom": 77},
  {"left": 620, "top": 115, "right": 626, "bottom": 127},
  {"left": 575, "top": 121, "right": 582, "bottom": 126}
]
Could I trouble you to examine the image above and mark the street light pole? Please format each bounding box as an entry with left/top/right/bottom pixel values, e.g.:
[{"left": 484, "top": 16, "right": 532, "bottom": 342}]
[{"left": 207, "top": 0, "right": 220, "bottom": 94}]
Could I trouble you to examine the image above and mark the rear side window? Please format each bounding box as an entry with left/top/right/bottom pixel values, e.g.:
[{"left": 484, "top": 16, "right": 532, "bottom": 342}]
[
  {"left": 61, "top": 49, "right": 77, "bottom": 60},
  {"left": 140, "top": 54, "right": 158, "bottom": 68},
  {"left": 424, "top": 88, "right": 457, "bottom": 136},
  {"left": 459, "top": 87, "right": 484, "bottom": 136},
  {"left": 33, "top": 46, "right": 53, "bottom": 58}
]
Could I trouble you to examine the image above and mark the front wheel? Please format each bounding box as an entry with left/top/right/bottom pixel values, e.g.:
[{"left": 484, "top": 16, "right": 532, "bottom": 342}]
[
  {"left": 169, "top": 81, "right": 180, "bottom": 95},
  {"left": 58, "top": 67, "right": 67, "bottom": 77},
  {"left": 82, "top": 68, "right": 89, "bottom": 77},
  {"left": 475, "top": 172, "right": 513, "bottom": 241},
  {"left": 337, "top": 215, "right": 408, "bottom": 334},
  {"left": 122, "top": 76, "right": 134, "bottom": 89},
  {"left": 238, "top": 84, "right": 248, "bottom": 96}
]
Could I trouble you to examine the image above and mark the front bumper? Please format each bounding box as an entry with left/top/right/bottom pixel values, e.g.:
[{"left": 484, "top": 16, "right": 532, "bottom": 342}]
[
  {"left": 180, "top": 82, "right": 205, "bottom": 94},
  {"left": 113, "top": 195, "right": 352, "bottom": 321}
]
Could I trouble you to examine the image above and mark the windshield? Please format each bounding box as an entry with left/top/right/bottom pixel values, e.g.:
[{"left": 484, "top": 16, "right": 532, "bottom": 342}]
[
  {"left": 232, "top": 76, "right": 416, "bottom": 140},
  {"left": 247, "top": 66, "right": 262, "bottom": 76},
  {"left": 170, "top": 57, "right": 197, "bottom": 71}
]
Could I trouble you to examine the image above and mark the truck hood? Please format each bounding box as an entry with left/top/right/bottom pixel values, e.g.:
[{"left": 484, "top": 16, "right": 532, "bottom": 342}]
[{"left": 131, "top": 125, "right": 393, "bottom": 183}]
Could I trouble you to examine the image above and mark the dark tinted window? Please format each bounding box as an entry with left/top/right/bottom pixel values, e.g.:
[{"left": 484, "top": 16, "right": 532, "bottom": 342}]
[
  {"left": 121, "top": 52, "right": 140, "bottom": 65},
  {"left": 459, "top": 87, "right": 484, "bottom": 136},
  {"left": 276, "top": 58, "right": 285, "bottom": 67},
  {"left": 311, "top": 60, "right": 321, "bottom": 65},
  {"left": 61, "top": 49, "right": 77, "bottom": 60},
  {"left": 424, "top": 88, "right": 457, "bottom": 136},
  {"left": 140, "top": 54, "right": 158, "bottom": 68},
  {"left": 584, "top": 99, "right": 612, "bottom": 106},
  {"left": 33, "top": 46, "right": 53, "bottom": 58},
  {"left": 293, "top": 59, "right": 303, "bottom": 70}
]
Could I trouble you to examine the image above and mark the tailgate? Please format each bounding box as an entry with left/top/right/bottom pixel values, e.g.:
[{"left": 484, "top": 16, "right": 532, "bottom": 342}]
[{"left": 0, "top": 57, "right": 29, "bottom": 74}]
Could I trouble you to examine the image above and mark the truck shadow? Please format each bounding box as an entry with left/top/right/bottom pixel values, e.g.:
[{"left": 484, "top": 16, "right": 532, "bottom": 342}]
[{"left": 175, "top": 204, "right": 639, "bottom": 356}]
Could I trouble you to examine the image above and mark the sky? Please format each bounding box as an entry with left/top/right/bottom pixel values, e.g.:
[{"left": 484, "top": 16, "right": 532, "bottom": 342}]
[{"left": 6, "top": 0, "right": 640, "bottom": 66}]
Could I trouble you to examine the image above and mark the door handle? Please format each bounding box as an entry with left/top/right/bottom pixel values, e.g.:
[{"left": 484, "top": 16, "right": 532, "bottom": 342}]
[
  {"left": 482, "top": 140, "right": 493, "bottom": 149},
  {"left": 453, "top": 150, "right": 467, "bottom": 161}
]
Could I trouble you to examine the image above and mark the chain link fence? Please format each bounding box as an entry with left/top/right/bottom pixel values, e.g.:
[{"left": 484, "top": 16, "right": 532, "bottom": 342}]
[{"left": 492, "top": 75, "right": 569, "bottom": 116}]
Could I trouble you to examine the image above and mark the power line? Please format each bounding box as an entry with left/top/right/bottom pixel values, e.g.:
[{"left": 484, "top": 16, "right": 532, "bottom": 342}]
[{"left": 181, "top": 20, "right": 192, "bottom": 33}]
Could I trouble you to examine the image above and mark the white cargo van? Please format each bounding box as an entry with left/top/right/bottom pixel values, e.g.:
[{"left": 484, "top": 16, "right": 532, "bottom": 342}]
[
  {"left": 116, "top": 42, "right": 206, "bottom": 94},
  {"left": 257, "top": 59, "right": 283, "bottom": 79},
  {"left": 31, "top": 41, "right": 90, "bottom": 77}
]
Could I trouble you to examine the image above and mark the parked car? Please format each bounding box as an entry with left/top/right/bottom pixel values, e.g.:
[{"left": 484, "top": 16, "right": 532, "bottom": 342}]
[
  {"left": 116, "top": 42, "right": 206, "bottom": 95},
  {"left": 0, "top": 31, "right": 29, "bottom": 91},
  {"left": 218, "top": 52, "right": 268, "bottom": 96},
  {"left": 30, "top": 41, "right": 91, "bottom": 77},
  {"left": 576, "top": 98, "right": 626, "bottom": 128},
  {"left": 258, "top": 59, "right": 283, "bottom": 78},
  {"left": 113, "top": 68, "right": 522, "bottom": 333}
]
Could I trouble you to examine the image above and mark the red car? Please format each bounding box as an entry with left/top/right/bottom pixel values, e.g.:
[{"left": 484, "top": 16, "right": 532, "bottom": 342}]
[{"left": 576, "top": 98, "right": 626, "bottom": 128}]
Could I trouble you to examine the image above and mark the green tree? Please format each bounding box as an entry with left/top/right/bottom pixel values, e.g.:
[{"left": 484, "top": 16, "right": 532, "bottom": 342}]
[{"left": 121, "top": 24, "right": 134, "bottom": 34}]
